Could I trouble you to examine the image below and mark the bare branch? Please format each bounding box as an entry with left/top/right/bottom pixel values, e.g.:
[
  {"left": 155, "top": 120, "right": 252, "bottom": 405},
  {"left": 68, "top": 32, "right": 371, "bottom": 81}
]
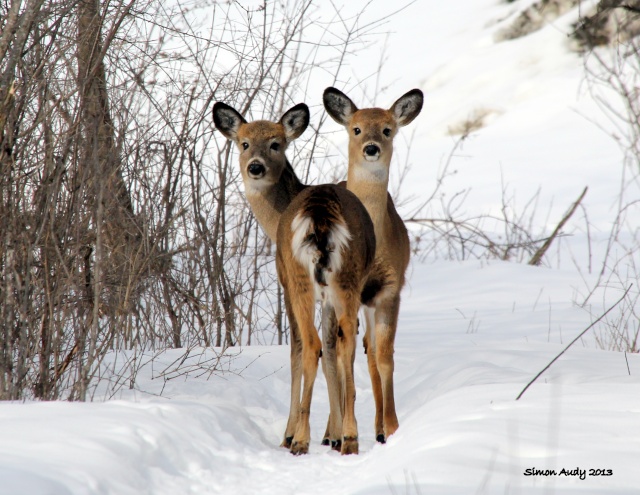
[
  {"left": 528, "top": 186, "right": 588, "bottom": 266},
  {"left": 516, "top": 284, "right": 633, "bottom": 401}
]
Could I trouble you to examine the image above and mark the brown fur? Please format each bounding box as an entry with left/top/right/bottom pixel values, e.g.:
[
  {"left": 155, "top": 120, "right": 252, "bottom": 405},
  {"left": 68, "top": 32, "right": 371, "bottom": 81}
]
[
  {"left": 213, "top": 103, "right": 308, "bottom": 241},
  {"left": 277, "top": 185, "right": 375, "bottom": 455},
  {"left": 214, "top": 102, "right": 375, "bottom": 454},
  {"left": 324, "top": 87, "right": 423, "bottom": 442}
]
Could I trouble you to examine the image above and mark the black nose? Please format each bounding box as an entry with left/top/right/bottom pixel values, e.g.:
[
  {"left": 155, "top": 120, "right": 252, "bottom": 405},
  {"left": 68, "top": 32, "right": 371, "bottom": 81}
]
[
  {"left": 364, "top": 144, "right": 380, "bottom": 156},
  {"left": 247, "top": 162, "right": 266, "bottom": 177}
]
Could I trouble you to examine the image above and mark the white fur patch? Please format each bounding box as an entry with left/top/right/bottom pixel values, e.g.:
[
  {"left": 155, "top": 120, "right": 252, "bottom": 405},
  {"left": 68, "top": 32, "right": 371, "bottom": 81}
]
[
  {"left": 290, "top": 212, "right": 353, "bottom": 303},
  {"left": 327, "top": 220, "right": 351, "bottom": 274},
  {"left": 362, "top": 306, "right": 376, "bottom": 350},
  {"left": 244, "top": 176, "right": 275, "bottom": 194},
  {"left": 290, "top": 213, "right": 316, "bottom": 272},
  {"left": 352, "top": 161, "right": 389, "bottom": 183}
]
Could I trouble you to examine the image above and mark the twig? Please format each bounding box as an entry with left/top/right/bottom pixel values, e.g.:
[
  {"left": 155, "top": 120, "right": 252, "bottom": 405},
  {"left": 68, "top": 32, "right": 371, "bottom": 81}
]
[
  {"left": 516, "top": 284, "right": 633, "bottom": 400},
  {"left": 621, "top": 4, "right": 640, "bottom": 15},
  {"left": 528, "top": 186, "right": 588, "bottom": 266},
  {"left": 54, "top": 343, "right": 79, "bottom": 382}
]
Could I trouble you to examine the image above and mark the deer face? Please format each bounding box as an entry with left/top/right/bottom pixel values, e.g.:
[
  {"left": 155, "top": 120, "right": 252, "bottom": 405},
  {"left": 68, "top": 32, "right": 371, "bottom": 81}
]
[
  {"left": 349, "top": 108, "right": 398, "bottom": 165},
  {"left": 213, "top": 102, "right": 310, "bottom": 191},
  {"left": 235, "top": 121, "right": 289, "bottom": 189},
  {"left": 323, "top": 88, "right": 423, "bottom": 181}
]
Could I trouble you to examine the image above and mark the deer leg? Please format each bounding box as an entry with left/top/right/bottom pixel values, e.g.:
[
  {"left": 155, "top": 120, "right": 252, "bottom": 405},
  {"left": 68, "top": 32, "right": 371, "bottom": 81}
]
[
  {"left": 290, "top": 284, "right": 322, "bottom": 456},
  {"left": 321, "top": 303, "right": 343, "bottom": 449},
  {"left": 336, "top": 293, "right": 360, "bottom": 455},
  {"left": 281, "top": 290, "right": 302, "bottom": 449},
  {"left": 363, "top": 306, "right": 385, "bottom": 442},
  {"left": 375, "top": 295, "right": 400, "bottom": 440}
]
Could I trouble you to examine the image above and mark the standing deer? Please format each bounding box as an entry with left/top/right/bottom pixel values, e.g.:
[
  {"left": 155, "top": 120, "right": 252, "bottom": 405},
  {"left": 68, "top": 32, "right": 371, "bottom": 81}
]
[
  {"left": 213, "top": 102, "right": 375, "bottom": 454},
  {"left": 323, "top": 87, "right": 423, "bottom": 443}
]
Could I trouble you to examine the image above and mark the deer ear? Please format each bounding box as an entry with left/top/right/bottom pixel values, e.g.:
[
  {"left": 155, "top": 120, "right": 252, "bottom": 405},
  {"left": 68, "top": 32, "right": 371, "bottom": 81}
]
[
  {"left": 213, "top": 102, "right": 246, "bottom": 140},
  {"left": 280, "top": 103, "right": 310, "bottom": 142},
  {"left": 323, "top": 87, "right": 358, "bottom": 126},
  {"left": 390, "top": 89, "right": 423, "bottom": 127}
]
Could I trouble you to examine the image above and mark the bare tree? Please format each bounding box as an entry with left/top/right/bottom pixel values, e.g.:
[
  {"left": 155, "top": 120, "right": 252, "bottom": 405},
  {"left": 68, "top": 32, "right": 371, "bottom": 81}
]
[
  {"left": 0, "top": 0, "right": 391, "bottom": 400},
  {"left": 572, "top": 2, "right": 640, "bottom": 351}
]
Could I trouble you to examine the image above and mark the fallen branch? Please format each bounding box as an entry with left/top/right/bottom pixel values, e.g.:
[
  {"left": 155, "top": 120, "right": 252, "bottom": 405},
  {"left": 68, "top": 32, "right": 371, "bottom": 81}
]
[
  {"left": 516, "top": 284, "right": 633, "bottom": 400},
  {"left": 528, "top": 186, "right": 588, "bottom": 266},
  {"left": 53, "top": 343, "right": 79, "bottom": 383}
]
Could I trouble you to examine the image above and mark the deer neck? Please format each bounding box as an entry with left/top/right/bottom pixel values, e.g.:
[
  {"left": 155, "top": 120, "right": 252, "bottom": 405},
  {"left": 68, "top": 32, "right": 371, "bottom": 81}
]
[
  {"left": 346, "top": 160, "right": 390, "bottom": 244},
  {"left": 245, "top": 159, "right": 306, "bottom": 242}
]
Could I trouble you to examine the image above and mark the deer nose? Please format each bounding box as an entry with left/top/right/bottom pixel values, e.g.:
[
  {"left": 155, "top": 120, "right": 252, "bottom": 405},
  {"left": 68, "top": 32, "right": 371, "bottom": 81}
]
[
  {"left": 247, "top": 162, "right": 266, "bottom": 178},
  {"left": 364, "top": 144, "right": 380, "bottom": 157}
]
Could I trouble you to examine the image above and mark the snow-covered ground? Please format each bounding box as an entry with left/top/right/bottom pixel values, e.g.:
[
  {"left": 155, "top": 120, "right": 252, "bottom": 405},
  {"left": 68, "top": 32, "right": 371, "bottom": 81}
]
[
  {"left": 2, "top": 1, "right": 639, "bottom": 494},
  {"left": 2, "top": 262, "right": 638, "bottom": 494}
]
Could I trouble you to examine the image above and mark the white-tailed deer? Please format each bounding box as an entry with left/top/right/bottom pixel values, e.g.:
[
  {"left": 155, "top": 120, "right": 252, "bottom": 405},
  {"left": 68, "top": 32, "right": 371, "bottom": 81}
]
[
  {"left": 213, "top": 102, "right": 375, "bottom": 454},
  {"left": 323, "top": 87, "right": 423, "bottom": 443},
  {"left": 212, "top": 102, "right": 308, "bottom": 242},
  {"left": 276, "top": 184, "right": 375, "bottom": 454}
]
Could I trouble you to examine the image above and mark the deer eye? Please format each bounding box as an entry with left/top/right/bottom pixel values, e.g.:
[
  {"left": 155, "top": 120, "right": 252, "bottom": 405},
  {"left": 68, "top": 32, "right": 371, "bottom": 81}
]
[
  {"left": 270, "top": 142, "right": 280, "bottom": 151},
  {"left": 242, "top": 142, "right": 249, "bottom": 150},
  {"left": 353, "top": 127, "right": 361, "bottom": 135},
  {"left": 383, "top": 128, "right": 391, "bottom": 137}
]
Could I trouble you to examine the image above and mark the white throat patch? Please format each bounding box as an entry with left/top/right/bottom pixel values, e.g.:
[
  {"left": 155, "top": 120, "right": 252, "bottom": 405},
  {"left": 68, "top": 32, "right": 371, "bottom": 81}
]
[
  {"left": 244, "top": 177, "right": 272, "bottom": 193},
  {"left": 352, "top": 161, "right": 389, "bottom": 183}
]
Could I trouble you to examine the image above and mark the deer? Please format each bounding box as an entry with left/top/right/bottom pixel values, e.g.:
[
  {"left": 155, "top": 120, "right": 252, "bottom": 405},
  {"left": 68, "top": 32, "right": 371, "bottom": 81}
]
[
  {"left": 323, "top": 87, "right": 423, "bottom": 444},
  {"left": 212, "top": 102, "right": 375, "bottom": 455}
]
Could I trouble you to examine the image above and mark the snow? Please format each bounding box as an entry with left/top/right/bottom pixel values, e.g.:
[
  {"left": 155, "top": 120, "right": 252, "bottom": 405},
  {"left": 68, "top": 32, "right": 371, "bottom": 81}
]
[
  {"left": 2, "top": 262, "right": 639, "bottom": 494},
  {"left": 2, "top": 1, "right": 639, "bottom": 494}
]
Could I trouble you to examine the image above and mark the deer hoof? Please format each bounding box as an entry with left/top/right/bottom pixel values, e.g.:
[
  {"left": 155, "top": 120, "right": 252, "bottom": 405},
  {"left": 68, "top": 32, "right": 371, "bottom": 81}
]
[
  {"left": 280, "top": 436, "right": 293, "bottom": 449},
  {"left": 341, "top": 436, "right": 359, "bottom": 455},
  {"left": 290, "top": 440, "right": 309, "bottom": 455}
]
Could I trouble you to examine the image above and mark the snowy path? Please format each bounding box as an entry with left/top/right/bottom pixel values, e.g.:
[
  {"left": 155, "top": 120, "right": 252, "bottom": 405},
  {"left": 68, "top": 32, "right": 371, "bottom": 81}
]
[{"left": 2, "top": 262, "right": 639, "bottom": 494}]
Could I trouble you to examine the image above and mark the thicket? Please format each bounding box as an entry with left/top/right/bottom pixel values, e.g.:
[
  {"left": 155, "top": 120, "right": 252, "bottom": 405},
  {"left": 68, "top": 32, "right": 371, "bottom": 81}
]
[
  {"left": 0, "top": 0, "right": 391, "bottom": 400},
  {"left": 1, "top": 0, "right": 638, "bottom": 401}
]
